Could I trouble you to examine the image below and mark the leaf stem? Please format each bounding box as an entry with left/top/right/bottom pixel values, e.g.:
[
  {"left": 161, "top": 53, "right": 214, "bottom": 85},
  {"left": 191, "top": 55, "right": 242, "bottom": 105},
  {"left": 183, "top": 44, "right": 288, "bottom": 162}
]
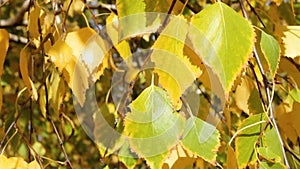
[{"left": 239, "top": 1, "right": 291, "bottom": 168}]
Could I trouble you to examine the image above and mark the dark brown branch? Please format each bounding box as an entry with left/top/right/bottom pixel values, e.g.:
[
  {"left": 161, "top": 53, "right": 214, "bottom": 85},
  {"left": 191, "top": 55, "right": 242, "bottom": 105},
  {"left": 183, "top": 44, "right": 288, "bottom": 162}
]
[{"left": 0, "top": 0, "right": 30, "bottom": 28}]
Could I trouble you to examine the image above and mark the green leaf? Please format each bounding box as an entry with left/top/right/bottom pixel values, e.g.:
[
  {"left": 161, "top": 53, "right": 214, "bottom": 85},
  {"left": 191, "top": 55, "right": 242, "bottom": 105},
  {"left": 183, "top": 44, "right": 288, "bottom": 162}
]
[
  {"left": 118, "top": 141, "right": 138, "bottom": 169},
  {"left": 116, "top": 0, "right": 146, "bottom": 39},
  {"left": 263, "top": 128, "right": 284, "bottom": 163},
  {"left": 188, "top": 2, "right": 254, "bottom": 96},
  {"left": 236, "top": 113, "right": 267, "bottom": 168},
  {"left": 181, "top": 116, "right": 220, "bottom": 164},
  {"left": 260, "top": 161, "right": 286, "bottom": 169},
  {"left": 151, "top": 15, "right": 201, "bottom": 107},
  {"left": 124, "top": 85, "right": 185, "bottom": 169},
  {"left": 290, "top": 88, "right": 300, "bottom": 103},
  {"left": 260, "top": 30, "right": 280, "bottom": 77},
  {"left": 257, "top": 147, "right": 281, "bottom": 163}
]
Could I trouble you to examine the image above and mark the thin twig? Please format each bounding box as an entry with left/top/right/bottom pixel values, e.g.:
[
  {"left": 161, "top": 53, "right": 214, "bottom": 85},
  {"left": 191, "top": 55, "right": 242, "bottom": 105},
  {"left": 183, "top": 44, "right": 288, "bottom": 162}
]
[
  {"left": 239, "top": 0, "right": 291, "bottom": 168},
  {"left": 244, "top": 0, "right": 266, "bottom": 28},
  {"left": 248, "top": 61, "right": 267, "bottom": 110},
  {"left": 118, "top": 0, "right": 179, "bottom": 117},
  {"left": 14, "top": 125, "right": 44, "bottom": 169}
]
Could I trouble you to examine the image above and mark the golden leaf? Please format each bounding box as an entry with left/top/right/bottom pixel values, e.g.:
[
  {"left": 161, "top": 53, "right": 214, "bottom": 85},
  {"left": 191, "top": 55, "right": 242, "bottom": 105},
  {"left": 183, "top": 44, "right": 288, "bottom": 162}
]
[
  {"left": 0, "top": 155, "right": 41, "bottom": 169},
  {"left": 47, "top": 28, "right": 109, "bottom": 106},
  {"left": 0, "top": 29, "right": 9, "bottom": 112},
  {"left": 235, "top": 76, "right": 254, "bottom": 114},
  {"left": 20, "top": 47, "right": 38, "bottom": 100}
]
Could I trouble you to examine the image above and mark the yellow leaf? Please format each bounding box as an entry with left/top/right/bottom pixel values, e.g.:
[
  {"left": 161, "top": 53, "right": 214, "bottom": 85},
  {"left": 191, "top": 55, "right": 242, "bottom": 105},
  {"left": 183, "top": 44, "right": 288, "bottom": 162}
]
[
  {"left": 28, "top": 6, "right": 44, "bottom": 39},
  {"left": 47, "top": 39, "right": 88, "bottom": 106},
  {"left": 47, "top": 28, "right": 109, "bottom": 106},
  {"left": 64, "top": 0, "right": 84, "bottom": 17},
  {"left": 0, "top": 155, "right": 41, "bottom": 169},
  {"left": 20, "top": 47, "right": 38, "bottom": 100},
  {"left": 151, "top": 16, "right": 201, "bottom": 108},
  {"left": 0, "top": 29, "right": 9, "bottom": 112},
  {"left": 163, "top": 144, "right": 193, "bottom": 168},
  {"left": 0, "top": 29, "right": 9, "bottom": 77},
  {"left": 235, "top": 76, "right": 254, "bottom": 114},
  {"left": 276, "top": 102, "right": 300, "bottom": 144},
  {"left": 28, "top": 160, "right": 41, "bottom": 169},
  {"left": 283, "top": 26, "right": 300, "bottom": 58},
  {"left": 106, "top": 13, "right": 132, "bottom": 60},
  {"left": 227, "top": 146, "right": 238, "bottom": 169}
]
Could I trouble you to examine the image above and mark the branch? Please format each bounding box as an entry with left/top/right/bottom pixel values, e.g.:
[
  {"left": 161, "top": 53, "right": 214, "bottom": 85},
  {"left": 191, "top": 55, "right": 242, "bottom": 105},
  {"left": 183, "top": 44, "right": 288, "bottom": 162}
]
[
  {"left": 0, "top": 0, "right": 30, "bottom": 28},
  {"left": 9, "top": 33, "right": 28, "bottom": 44},
  {"left": 86, "top": 3, "right": 117, "bottom": 14},
  {"left": 239, "top": 1, "right": 291, "bottom": 168}
]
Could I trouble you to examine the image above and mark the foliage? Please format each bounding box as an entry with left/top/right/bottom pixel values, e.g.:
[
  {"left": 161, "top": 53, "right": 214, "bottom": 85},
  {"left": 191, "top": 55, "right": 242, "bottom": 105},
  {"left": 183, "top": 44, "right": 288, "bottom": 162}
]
[{"left": 0, "top": 0, "right": 300, "bottom": 169}]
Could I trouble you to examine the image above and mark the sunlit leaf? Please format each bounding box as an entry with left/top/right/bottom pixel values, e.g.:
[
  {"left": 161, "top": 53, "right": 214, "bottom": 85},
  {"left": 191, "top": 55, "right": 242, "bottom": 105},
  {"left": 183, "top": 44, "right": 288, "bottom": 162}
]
[
  {"left": 124, "top": 85, "right": 185, "bottom": 169},
  {"left": 290, "top": 88, "right": 300, "bottom": 103},
  {"left": 259, "top": 161, "right": 286, "bottom": 169},
  {"left": 189, "top": 2, "right": 254, "bottom": 96},
  {"left": 163, "top": 144, "right": 193, "bottom": 168},
  {"left": 0, "top": 155, "right": 41, "bottom": 169},
  {"left": 236, "top": 113, "right": 267, "bottom": 168},
  {"left": 116, "top": 0, "right": 145, "bottom": 38},
  {"left": 47, "top": 28, "right": 108, "bottom": 106},
  {"left": 283, "top": 26, "right": 300, "bottom": 58},
  {"left": 0, "top": 29, "right": 9, "bottom": 112},
  {"left": 260, "top": 30, "right": 280, "bottom": 77},
  {"left": 151, "top": 16, "right": 201, "bottom": 107},
  {"left": 20, "top": 47, "right": 38, "bottom": 100},
  {"left": 263, "top": 128, "right": 284, "bottom": 163},
  {"left": 106, "top": 13, "right": 132, "bottom": 60},
  {"left": 28, "top": 6, "right": 43, "bottom": 39},
  {"left": 181, "top": 116, "right": 220, "bottom": 164}
]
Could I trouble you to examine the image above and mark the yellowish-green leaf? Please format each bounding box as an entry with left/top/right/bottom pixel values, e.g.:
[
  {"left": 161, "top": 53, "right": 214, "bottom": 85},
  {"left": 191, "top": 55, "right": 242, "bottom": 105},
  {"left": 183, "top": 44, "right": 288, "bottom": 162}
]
[
  {"left": 151, "top": 16, "right": 201, "bottom": 107},
  {"left": 283, "top": 26, "right": 300, "bottom": 58},
  {"left": 263, "top": 128, "right": 284, "bottom": 163},
  {"left": 260, "top": 30, "right": 280, "bottom": 77},
  {"left": 116, "top": 0, "right": 146, "bottom": 39},
  {"left": 20, "top": 47, "right": 38, "bottom": 100},
  {"left": 236, "top": 113, "right": 267, "bottom": 168},
  {"left": 124, "top": 85, "right": 185, "bottom": 169},
  {"left": 0, "top": 29, "right": 9, "bottom": 112},
  {"left": 290, "top": 88, "right": 300, "bottom": 103},
  {"left": 257, "top": 147, "right": 281, "bottom": 163},
  {"left": 259, "top": 161, "right": 286, "bottom": 169},
  {"left": 106, "top": 13, "right": 132, "bottom": 60},
  {"left": 189, "top": 2, "right": 254, "bottom": 97},
  {"left": 181, "top": 116, "right": 220, "bottom": 164}
]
